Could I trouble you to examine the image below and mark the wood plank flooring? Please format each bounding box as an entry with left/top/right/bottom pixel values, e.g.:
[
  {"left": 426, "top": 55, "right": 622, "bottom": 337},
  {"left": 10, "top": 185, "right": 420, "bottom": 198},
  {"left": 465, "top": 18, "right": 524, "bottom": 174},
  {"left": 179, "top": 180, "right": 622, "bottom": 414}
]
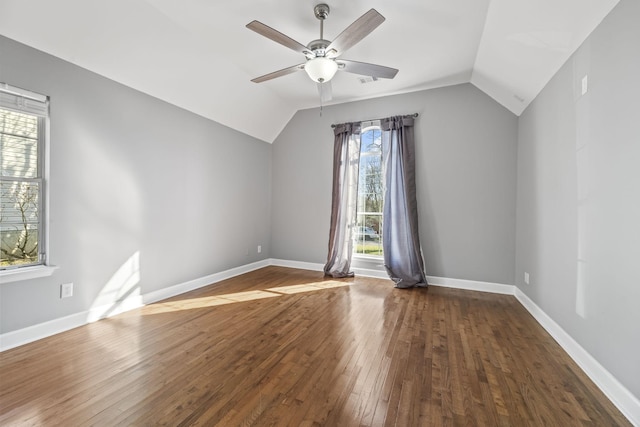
[{"left": 0, "top": 266, "right": 630, "bottom": 426}]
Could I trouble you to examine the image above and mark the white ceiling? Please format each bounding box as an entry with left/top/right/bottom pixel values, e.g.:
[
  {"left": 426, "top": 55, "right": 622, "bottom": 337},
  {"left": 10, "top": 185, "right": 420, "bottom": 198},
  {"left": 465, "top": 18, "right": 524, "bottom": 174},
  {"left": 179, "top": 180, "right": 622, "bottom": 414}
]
[{"left": 0, "top": 0, "right": 619, "bottom": 143}]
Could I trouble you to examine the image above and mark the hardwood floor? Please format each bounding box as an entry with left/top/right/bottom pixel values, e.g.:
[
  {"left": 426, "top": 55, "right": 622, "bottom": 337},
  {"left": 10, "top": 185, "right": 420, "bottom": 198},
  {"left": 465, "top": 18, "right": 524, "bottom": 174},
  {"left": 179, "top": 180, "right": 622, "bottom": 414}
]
[{"left": 0, "top": 266, "right": 630, "bottom": 426}]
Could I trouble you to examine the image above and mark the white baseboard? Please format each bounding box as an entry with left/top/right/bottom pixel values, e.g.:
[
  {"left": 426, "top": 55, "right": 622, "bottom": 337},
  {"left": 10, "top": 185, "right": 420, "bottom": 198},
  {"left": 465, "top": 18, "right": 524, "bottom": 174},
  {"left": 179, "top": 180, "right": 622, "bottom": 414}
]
[
  {"left": 1, "top": 259, "right": 509, "bottom": 352},
  {"left": 268, "top": 258, "right": 390, "bottom": 280},
  {"left": 0, "top": 259, "right": 270, "bottom": 352},
  {"left": 268, "top": 259, "right": 516, "bottom": 293},
  {"left": 269, "top": 258, "right": 323, "bottom": 272},
  {"left": 141, "top": 259, "right": 271, "bottom": 305},
  {"left": 1, "top": 258, "right": 637, "bottom": 425},
  {"left": 515, "top": 288, "right": 640, "bottom": 426},
  {"left": 426, "top": 275, "right": 515, "bottom": 295},
  {"left": 0, "top": 310, "right": 89, "bottom": 352}
]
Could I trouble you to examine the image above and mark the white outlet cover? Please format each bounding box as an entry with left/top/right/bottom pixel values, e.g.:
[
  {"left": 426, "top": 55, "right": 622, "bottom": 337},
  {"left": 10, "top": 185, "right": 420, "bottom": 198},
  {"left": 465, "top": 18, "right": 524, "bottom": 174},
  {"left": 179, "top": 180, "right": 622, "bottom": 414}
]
[
  {"left": 524, "top": 272, "right": 530, "bottom": 285},
  {"left": 61, "top": 283, "right": 73, "bottom": 298}
]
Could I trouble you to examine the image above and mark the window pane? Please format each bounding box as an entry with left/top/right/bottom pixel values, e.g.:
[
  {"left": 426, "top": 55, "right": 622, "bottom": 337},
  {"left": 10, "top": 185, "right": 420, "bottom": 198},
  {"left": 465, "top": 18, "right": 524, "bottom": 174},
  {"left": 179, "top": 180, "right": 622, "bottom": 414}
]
[
  {"left": 353, "top": 215, "right": 382, "bottom": 256},
  {"left": 354, "top": 127, "right": 384, "bottom": 257},
  {"left": 361, "top": 128, "right": 381, "bottom": 153},
  {"left": 1, "top": 179, "right": 40, "bottom": 267},
  {"left": 0, "top": 109, "right": 39, "bottom": 179},
  {"left": 1, "top": 179, "right": 40, "bottom": 268},
  {"left": 1, "top": 224, "right": 39, "bottom": 266},
  {"left": 1, "top": 180, "right": 40, "bottom": 223}
]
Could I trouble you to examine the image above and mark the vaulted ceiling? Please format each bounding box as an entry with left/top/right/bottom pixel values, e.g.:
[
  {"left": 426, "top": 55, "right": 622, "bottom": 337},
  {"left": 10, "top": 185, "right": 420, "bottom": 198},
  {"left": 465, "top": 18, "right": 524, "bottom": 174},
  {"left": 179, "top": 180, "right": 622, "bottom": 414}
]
[{"left": 0, "top": 0, "right": 619, "bottom": 142}]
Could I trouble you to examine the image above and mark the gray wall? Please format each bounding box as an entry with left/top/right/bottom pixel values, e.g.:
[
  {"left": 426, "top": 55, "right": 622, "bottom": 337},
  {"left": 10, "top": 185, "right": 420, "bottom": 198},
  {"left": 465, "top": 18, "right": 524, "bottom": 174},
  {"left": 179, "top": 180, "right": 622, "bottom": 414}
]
[
  {"left": 0, "top": 36, "right": 272, "bottom": 333},
  {"left": 272, "top": 84, "right": 518, "bottom": 285},
  {"left": 515, "top": 0, "right": 640, "bottom": 398}
]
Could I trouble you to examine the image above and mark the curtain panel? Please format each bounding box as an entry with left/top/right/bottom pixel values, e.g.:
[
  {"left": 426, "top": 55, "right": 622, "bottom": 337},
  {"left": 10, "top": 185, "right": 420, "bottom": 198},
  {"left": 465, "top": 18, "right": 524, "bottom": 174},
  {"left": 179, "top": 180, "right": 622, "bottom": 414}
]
[
  {"left": 381, "top": 116, "right": 428, "bottom": 288},
  {"left": 323, "top": 122, "right": 361, "bottom": 278}
]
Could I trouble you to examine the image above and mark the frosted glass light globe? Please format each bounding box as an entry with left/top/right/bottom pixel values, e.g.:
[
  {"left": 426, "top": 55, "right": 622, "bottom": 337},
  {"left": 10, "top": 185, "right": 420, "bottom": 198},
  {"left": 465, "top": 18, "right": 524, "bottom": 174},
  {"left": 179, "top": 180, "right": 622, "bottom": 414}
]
[{"left": 305, "top": 57, "right": 339, "bottom": 83}]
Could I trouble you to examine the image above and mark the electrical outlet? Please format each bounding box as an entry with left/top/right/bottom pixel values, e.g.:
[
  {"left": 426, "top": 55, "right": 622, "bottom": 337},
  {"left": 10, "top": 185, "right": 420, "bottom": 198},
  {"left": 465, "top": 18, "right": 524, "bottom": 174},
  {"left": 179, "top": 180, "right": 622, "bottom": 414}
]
[
  {"left": 257, "top": 245, "right": 262, "bottom": 253},
  {"left": 60, "top": 283, "right": 74, "bottom": 298},
  {"left": 524, "top": 272, "right": 530, "bottom": 285}
]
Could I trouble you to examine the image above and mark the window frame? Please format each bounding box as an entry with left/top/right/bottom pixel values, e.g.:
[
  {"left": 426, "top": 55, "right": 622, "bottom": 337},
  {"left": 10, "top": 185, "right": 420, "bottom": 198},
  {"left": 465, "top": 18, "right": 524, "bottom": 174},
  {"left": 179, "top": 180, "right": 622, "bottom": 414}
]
[{"left": 0, "top": 83, "right": 54, "bottom": 280}]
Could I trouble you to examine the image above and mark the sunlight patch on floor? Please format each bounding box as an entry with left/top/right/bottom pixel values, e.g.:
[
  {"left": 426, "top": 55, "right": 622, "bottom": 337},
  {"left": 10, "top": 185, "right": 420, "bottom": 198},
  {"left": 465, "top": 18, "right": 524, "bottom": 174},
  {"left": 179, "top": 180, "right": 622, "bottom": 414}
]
[
  {"left": 266, "top": 280, "right": 352, "bottom": 294},
  {"left": 143, "top": 280, "right": 354, "bottom": 314}
]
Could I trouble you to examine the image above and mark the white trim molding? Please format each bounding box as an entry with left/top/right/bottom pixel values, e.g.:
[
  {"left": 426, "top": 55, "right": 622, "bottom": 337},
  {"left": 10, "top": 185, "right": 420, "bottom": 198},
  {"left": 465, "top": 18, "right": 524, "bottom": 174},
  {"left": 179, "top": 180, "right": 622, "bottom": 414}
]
[
  {"left": 269, "top": 258, "right": 390, "bottom": 279},
  {"left": 141, "top": 259, "right": 271, "bottom": 306},
  {"left": 0, "top": 310, "right": 87, "bottom": 351},
  {"left": 0, "top": 265, "right": 58, "bottom": 283},
  {"left": 1, "top": 259, "right": 511, "bottom": 351},
  {"left": 0, "top": 259, "right": 270, "bottom": 352},
  {"left": 515, "top": 288, "right": 640, "bottom": 426},
  {"left": 269, "top": 258, "right": 323, "bottom": 272},
  {"left": 268, "top": 259, "right": 516, "bottom": 294},
  {"left": 426, "top": 275, "right": 514, "bottom": 295}
]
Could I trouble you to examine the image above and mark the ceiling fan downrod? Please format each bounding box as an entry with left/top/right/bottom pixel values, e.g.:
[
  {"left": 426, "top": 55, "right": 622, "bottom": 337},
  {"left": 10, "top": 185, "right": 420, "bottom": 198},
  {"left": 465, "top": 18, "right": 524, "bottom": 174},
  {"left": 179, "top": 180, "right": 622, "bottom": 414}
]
[
  {"left": 309, "top": 3, "right": 333, "bottom": 58},
  {"left": 314, "top": 3, "right": 330, "bottom": 41}
]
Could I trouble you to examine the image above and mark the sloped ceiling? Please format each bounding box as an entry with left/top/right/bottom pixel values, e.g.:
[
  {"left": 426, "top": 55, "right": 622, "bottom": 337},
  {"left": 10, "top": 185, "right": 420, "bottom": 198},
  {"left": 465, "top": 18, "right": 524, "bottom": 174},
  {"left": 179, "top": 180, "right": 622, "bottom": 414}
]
[{"left": 0, "top": 0, "right": 619, "bottom": 143}]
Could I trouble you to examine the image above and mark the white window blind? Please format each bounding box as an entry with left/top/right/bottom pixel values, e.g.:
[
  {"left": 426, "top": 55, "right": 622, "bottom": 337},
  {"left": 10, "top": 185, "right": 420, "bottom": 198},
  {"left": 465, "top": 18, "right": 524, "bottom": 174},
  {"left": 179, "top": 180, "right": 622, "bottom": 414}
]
[{"left": 0, "top": 83, "right": 48, "bottom": 117}]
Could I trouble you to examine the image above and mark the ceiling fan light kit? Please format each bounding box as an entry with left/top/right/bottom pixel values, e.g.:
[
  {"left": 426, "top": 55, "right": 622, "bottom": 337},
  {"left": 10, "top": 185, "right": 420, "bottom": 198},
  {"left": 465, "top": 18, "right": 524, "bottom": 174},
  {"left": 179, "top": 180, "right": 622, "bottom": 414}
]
[
  {"left": 246, "top": 3, "right": 398, "bottom": 99},
  {"left": 305, "top": 57, "right": 338, "bottom": 83}
]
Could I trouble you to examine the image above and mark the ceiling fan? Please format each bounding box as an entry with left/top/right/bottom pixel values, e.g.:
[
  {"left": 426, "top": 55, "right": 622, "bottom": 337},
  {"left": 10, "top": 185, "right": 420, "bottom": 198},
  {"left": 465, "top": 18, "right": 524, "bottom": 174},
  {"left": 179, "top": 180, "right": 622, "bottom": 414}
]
[{"left": 246, "top": 4, "right": 398, "bottom": 101}]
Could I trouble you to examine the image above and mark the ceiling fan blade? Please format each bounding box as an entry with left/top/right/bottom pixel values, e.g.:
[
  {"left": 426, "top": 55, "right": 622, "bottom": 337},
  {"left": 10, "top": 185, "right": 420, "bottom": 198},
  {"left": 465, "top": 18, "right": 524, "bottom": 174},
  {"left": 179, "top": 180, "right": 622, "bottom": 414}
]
[
  {"left": 326, "top": 9, "right": 385, "bottom": 58},
  {"left": 246, "top": 21, "right": 312, "bottom": 56},
  {"left": 317, "top": 81, "right": 333, "bottom": 103},
  {"left": 338, "top": 59, "right": 398, "bottom": 79},
  {"left": 251, "top": 64, "right": 305, "bottom": 83}
]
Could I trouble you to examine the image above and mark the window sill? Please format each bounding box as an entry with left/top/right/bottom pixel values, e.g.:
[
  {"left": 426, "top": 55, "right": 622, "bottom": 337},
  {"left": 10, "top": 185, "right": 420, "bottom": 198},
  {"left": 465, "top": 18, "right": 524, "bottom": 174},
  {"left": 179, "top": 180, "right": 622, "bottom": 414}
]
[{"left": 0, "top": 265, "right": 58, "bottom": 283}]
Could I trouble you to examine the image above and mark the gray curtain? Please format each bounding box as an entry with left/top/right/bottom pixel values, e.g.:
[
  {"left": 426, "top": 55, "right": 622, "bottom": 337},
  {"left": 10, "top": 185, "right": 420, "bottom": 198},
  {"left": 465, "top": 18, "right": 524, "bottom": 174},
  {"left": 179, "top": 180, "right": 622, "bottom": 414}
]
[
  {"left": 324, "top": 122, "right": 361, "bottom": 277},
  {"left": 381, "top": 116, "right": 428, "bottom": 288}
]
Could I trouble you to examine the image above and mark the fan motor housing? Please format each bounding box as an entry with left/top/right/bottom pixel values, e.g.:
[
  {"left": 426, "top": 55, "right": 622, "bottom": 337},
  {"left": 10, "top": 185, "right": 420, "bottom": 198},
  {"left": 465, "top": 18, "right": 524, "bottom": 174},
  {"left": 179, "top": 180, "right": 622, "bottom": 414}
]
[{"left": 308, "top": 39, "right": 330, "bottom": 57}]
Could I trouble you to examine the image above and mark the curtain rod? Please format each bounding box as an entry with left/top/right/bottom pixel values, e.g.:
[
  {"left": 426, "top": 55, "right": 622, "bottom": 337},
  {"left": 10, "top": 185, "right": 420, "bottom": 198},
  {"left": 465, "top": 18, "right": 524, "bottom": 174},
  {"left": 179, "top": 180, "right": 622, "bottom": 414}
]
[{"left": 331, "top": 113, "right": 418, "bottom": 128}]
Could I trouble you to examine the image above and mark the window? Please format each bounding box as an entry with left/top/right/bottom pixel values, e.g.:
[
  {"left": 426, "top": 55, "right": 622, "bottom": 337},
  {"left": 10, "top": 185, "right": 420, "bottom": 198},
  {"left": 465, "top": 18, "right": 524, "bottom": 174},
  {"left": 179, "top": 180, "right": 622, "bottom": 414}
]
[
  {"left": 353, "top": 125, "right": 384, "bottom": 257},
  {"left": 1, "top": 84, "right": 49, "bottom": 270}
]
